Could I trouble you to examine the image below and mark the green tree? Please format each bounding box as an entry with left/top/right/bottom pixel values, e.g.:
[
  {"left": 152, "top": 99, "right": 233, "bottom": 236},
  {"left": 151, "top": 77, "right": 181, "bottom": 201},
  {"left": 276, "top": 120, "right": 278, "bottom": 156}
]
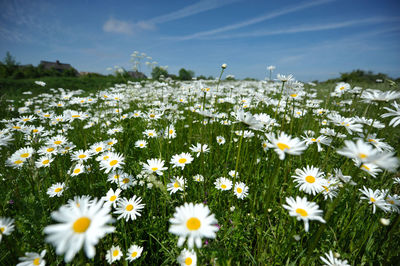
[
  {"left": 151, "top": 66, "right": 168, "bottom": 80},
  {"left": 2, "top": 51, "right": 19, "bottom": 77},
  {"left": 178, "top": 68, "right": 195, "bottom": 80}
]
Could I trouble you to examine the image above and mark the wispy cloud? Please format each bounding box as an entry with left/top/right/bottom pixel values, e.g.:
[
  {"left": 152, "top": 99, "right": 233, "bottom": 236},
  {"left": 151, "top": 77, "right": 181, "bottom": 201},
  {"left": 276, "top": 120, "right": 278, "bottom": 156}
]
[
  {"left": 103, "top": 0, "right": 241, "bottom": 35},
  {"left": 103, "top": 18, "right": 135, "bottom": 35},
  {"left": 200, "top": 16, "right": 400, "bottom": 39},
  {"left": 166, "top": 0, "right": 335, "bottom": 40}
]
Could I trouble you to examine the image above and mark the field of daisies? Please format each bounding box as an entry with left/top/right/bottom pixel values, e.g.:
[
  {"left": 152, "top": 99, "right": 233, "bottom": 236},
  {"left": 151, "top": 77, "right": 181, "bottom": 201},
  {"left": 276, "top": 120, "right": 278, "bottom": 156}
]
[{"left": 1, "top": 67, "right": 400, "bottom": 265}]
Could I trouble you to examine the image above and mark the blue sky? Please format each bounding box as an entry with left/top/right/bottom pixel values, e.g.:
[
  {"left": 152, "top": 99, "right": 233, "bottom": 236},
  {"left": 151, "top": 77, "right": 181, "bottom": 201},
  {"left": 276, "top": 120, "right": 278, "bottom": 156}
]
[{"left": 1, "top": 0, "right": 399, "bottom": 81}]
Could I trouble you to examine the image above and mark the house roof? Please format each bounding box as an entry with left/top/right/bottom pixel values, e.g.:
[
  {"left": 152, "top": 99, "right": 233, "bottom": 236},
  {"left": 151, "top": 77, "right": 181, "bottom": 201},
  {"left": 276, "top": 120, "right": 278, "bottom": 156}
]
[{"left": 40, "top": 60, "right": 72, "bottom": 70}]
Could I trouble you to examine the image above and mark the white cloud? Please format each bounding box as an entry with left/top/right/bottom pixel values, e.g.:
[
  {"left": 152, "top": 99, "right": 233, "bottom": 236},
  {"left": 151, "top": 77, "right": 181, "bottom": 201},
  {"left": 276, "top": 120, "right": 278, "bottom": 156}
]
[
  {"left": 103, "top": 18, "right": 134, "bottom": 35},
  {"left": 166, "top": 0, "right": 335, "bottom": 40},
  {"left": 103, "top": 0, "right": 241, "bottom": 35}
]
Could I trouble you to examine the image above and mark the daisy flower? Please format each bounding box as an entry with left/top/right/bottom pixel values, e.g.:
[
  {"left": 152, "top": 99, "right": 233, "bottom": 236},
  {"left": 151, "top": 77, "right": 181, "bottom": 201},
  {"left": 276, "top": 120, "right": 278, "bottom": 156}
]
[
  {"left": 359, "top": 162, "right": 382, "bottom": 178},
  {"left": 106, "top": 245, "right": 122, "bottom": 264},
  {"left": 135, "top": 140, "right": 148, "bottom": 149},
  {"left": 17, "top": 250, "right": 46, "bottom": 266},
  {"left": 107, "top": 170, "right": 125, "bottom": 184},
  {"left": 71, "top": 149, "right": 92, "bottom": 162},
  {"left": 177, "top": 248, "right": 197, "bottom": 266},
  {"left": 47, "top": 182, "right": 67, "bottom": 197},
  {"left": 292, "top": 166, "right": 327, "bottom": 196},
  {"left": 164, "top": 125, "right": 177, "bottom": 139},
  {"left": 216, "top": 136, "right": 226, "bottom": 145},
  {"left": 193, "top": 174, "right": 204, "bottom": 182},
  {"left": 234, "top": 182, "right": 249, "bottom": 199},
  {"left": 214, "top": 177, "right": 233, "bottom": 191},
  {"left": 283, "top": 196, "right": 326, "bottom": 232},
  {"left": 0, "top": 217, "right": 15, "bottom": 243},
  {"left": 47, "top": 135, "right": 68, "bottom": 147},
  {"left": 335, "top": 82, "right": 351, "bottom": 94},
  {"left": 189, "top": 143, "right": 210, "bottom": 157},
  {"left": 44, "top": 198, "right": 115, "bottom": 262},
  {"left": 90, "top": 142, "right": 106, "bottom": 154},
  {"left": 114, "top": 196, "right": 145, "bottom": 221},
  {"left": 143, "top": 129, "right": 158, "bottom": 138},
  {"left": 102, "top": 188, "right": 122, "bottom": 209},
  {"left": 231, "top": 109, "right": 264, "bottom": 131},
  {"left": 169, "top": 202, "right": 218, "bottom": 248},
  {"left": 105, "top": 138, "right": 118, "bottom": 149},
  {"left": 117, "top": 173, "right": 134, "bottom": 190},
  {"left": 100, "top": 152, "right": 125, "bottom": 174},
  {"left": 359, "top": 186, "right": 390, "bottom": 214},
  {"left": 167, "top": 176, "right": 186, "bottom": 194},
  {"left": 126, "top": 244, "right": 143, "bottom": 262},
  {"left": 35, "top": 155, "right": 54, "bottom": 168},
  {"left": 320, "top": 250, "right": 350, "bottom": 266},
  {"left": 14, "top": 146, "right": 35, "bottom": 161},
  {"left": 170, "top": 152, "right": 194, "bottom": 169},
  {"left": 381, "top": 101, "right": 400, "bottom": 127},
  {"left": 265, "top": 132, "right": 307, "bottom": 160},
  {"left": 71, "top": 163, "right": 85, "bottom": 177},
  {"left": 142, "top": 158, "right": 168, "bottom": 175}
]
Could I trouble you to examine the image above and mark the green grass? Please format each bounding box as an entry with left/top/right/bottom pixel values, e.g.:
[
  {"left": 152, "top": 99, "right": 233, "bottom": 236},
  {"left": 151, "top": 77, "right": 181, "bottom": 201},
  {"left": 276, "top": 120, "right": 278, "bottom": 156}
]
[{"left": 0, "top": 78, "right": 399, "bottom": 265}]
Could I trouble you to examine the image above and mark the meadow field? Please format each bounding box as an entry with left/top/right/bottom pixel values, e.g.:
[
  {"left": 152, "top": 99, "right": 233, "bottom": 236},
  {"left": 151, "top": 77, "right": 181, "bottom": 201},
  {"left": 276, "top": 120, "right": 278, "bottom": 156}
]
[{"left": 0, "top": 70, "right": 400, "bottom": 265}]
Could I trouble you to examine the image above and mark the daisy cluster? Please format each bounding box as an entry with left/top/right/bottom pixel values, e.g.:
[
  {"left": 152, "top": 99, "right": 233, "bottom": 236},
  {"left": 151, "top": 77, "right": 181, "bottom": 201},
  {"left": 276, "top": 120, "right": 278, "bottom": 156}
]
[{"left": 1, "top": 67, "right": 400, "bottom": 264}]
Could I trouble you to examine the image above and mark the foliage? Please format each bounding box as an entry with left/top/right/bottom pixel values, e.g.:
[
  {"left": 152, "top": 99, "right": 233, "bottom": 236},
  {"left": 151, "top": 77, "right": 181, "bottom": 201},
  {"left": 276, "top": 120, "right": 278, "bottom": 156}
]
[
  {"left": 151, "top": 66, "right": 169, "bottom": 80},
  {"left": 178, "top": 68, "right": 195, "bottom": 81}
]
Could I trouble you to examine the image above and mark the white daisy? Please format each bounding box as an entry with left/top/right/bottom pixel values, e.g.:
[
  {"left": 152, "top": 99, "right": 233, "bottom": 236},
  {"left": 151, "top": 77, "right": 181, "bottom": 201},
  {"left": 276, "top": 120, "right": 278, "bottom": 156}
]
[
  {"left": 292, "top": 165, "right": 326, "bottom": 196},
  {"left": 44, "top": 198, "right": 115, "bottom": 262},
  {"left": 169, "top": 202, "right": 219, "bottom": 248},
  {"left": 142, "top": 158, "right": 168, "bottom": 176},
  {"left": 106, "top": 245, "right": 122, "bottom": 264},
  {"left": 170, "top": 152, "right": 194, "bottom": 169},
  {"left": 282, "top": 196, "right": 326, "bottom": 232},
  {"left": 126, "top": 244, "right": 143, "bottom": 262},
  {"left": 114, "top": 196, "right": 145, "bottom": 221},
  {"left": 17, "top": 250, "right": 46, "bottom": 266},
  {"left": 177, "top": 248, "right": 197, "bottom": 266},
  {"left": 47, "top": 182, "right": 67, "bottom": 197}
]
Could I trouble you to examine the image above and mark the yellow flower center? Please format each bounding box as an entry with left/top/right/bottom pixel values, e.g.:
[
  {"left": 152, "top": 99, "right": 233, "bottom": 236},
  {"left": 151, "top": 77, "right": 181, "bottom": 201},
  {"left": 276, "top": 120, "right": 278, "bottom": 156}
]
[
  {"left": 359, "top": 153, "right": 367, "bottom": 159},
  {"left": 72, "top": 217, "right": 91, "bottom": 233},
  {"left": 47, "top": 148, "right": 54, "bottom": 152},
  {"left": 122, "top": 178, "right": 130, "bottom": 184},
  {"left": 44, "top": 114, "right": 50, "bottom": 118},
  {"left": 14, "top": 160, "right": 23, "bottom": 164},
  {"left": 150, "top": 114, "right": 155, "bottom": 118},
  {"left": 13, "top": 126, "right": 21, "bottom": 129},
  {"left": 78, "top": 154, "right": 86, "bottom": 159},
  {"left": 126, "top": 204, "right": 134, "bottom": 211},
  {"left": 311, "top": 138, "right": 316, "bottom": 142},
  {"left": 178, "top": 158, "right": 187, "bottom": 164},
  {"left": 113, "top": 250, "right": 119, "bottom": 257},
  {"left": 108, "top": 142, "right": 113, "bottom": 145},
  {"left": 33, "top": 258, "right": 40, "bottom": 265},
  {"left": 173, "top": 182, "right": 180, "bottom": 188},
  {"left": 237, "top": 187, "right": 243, "bottom": 193},
  {"left": 277, "top": 142, "right": 290, "bottom": 151},
  {"left": 305, "top": 175, "right": 315, "bottom": 183},
  {"left": 110, "top": 160, "right": 118, "bottom": 166},
  {"left": 74, "top": 168, "right": 81, "bottom": 174},
  {"left": 361, "top": 164, "right": 370, "bottom": 171},
  {"left": 110, "top": 195, "right": 117, "bottom": 201},
  {"left": 388, "top": 200, "right": 395, "bottom": 204},
  {"left": 54, "top": 187, "right": 62, "bottom": 192},
  {"left": 169, "top": 129, "right": 174, "bottom": 134},
  {"left": 0, "top": 227, "right": 5, "bottom": 233},
  {"left": 185, "top": 257, "right": 193, "bottom": 265},
  {"left": 54, "top": 140, "right": 62, "bottom": 145},
  {"left": 370, "top": 197, "right": 376, "bottom": 202},
  {"left": 186, "top": 217, "right": 201, "bottom": 231},
  {"left": 131, "top": 251, "right": 138, "bottom": 258},
  {"left": 290, "top": 93, "right": 297, "bottom": 97},
  {"left": 221, "top": 184, "right": 227, "bottom": 189},
  {"left": 95, "top": 147, "right": 102, "bottom": 152},
  {"left": 151, "top": 167, "right": 158, "bottom": 171},
  {"left": 72, "top": 115, "right": 80, "bottom": 118},
  {"left": 32, "top": 129, "right": 38, "bottom": 133},
  {"left": 296, "top": 208, "right": 308, "bottom": 217},
  {"left": 20, "top": 153, "right": 29, "bottom": 158},
  {"left": 340, "top": 86, "right": 345, "bottom": 90}
]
